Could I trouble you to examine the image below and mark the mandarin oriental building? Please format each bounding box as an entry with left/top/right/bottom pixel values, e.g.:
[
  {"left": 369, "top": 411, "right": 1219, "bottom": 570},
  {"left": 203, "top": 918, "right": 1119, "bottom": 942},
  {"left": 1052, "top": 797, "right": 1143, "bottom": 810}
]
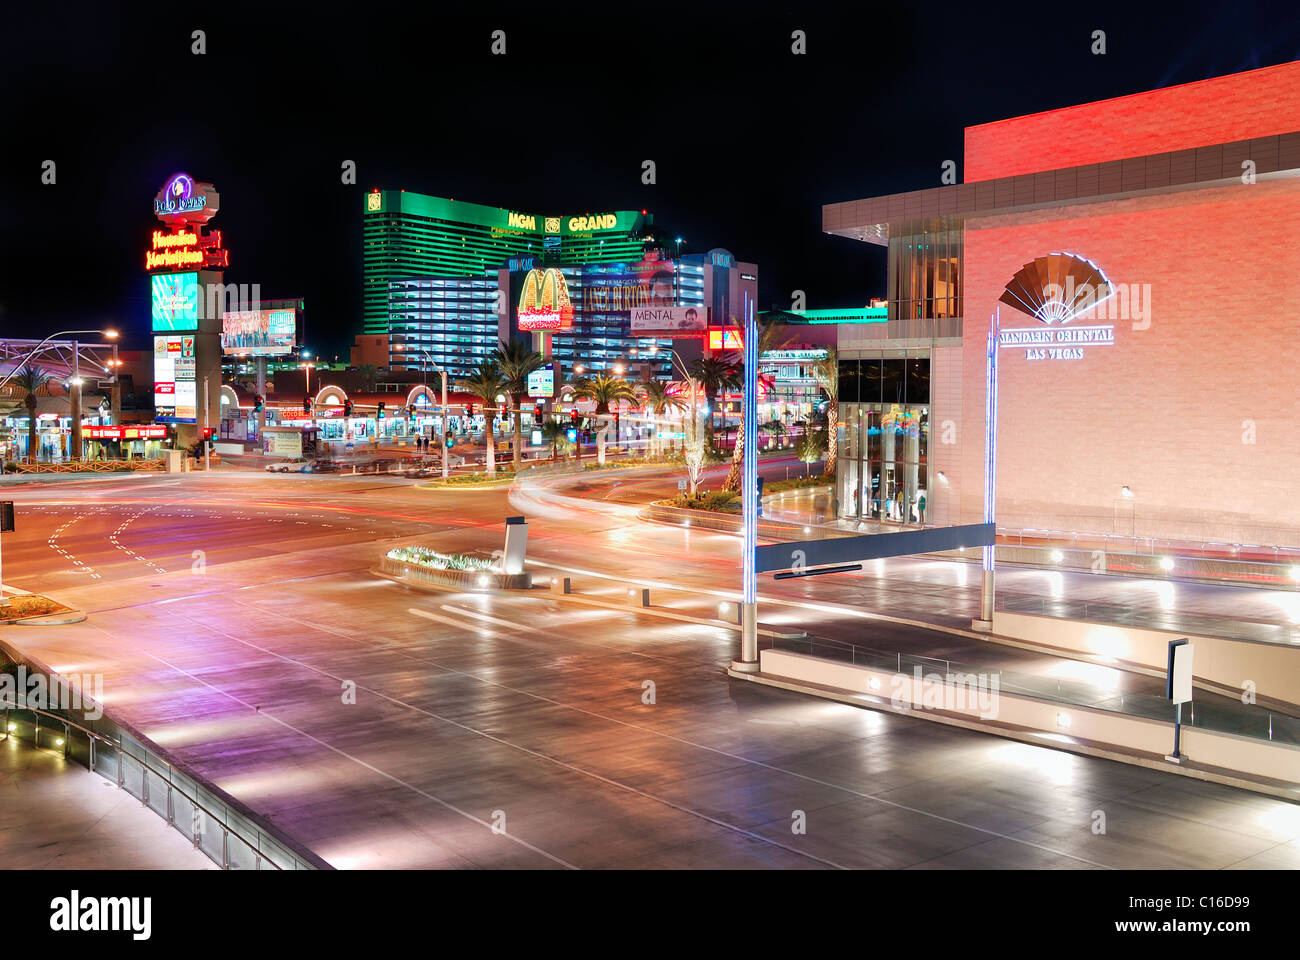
[{"left": 825, "top": 59, "right": 1300, "bottom": 546}]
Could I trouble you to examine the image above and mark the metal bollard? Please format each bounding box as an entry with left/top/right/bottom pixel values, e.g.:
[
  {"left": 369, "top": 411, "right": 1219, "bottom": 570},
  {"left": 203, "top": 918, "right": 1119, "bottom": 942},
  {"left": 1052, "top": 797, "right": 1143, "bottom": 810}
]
[
  {"left": 640, "top": 588, "right": 651, "bottom": 607},
  {"left": 561, "top": 577, "right": 572, "bottom": 595}
]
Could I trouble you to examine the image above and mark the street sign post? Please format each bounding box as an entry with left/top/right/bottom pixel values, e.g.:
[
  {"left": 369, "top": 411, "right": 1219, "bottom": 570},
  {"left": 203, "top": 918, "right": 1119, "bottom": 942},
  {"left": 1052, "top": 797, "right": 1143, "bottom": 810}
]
[{"left": 1165, "top": 638, "right": 1194, "bottom": 763}]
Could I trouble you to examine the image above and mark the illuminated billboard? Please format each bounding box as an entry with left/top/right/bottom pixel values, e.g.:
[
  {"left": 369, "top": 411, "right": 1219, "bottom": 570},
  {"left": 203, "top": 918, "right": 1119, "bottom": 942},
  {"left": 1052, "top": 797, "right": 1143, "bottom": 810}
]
[
  {"left": 517, "top": 268, "right": 574, "bottom": 331},
  {"left": 151, "top": 273, "right": 200, "bottom": 331},
  {"left": 527, "top": 364, "right": 555, "bottom": 398},
  {"left": 153, "top": 334, "right": 197, "bottom": 422},
  {"left": 708, "top": 328, "right": 744, "bottom": 351},
  {"left": 631, "top": 306, "right": 707, "bottom": 335},
  {"left": 579, "top": 260, "right": 676, "bottom": 315},
  {"left": 222, "top": 308, "right": 297, "bottom": 356},
  {"left": 146, "top": 229, "right": 228, "bottom": 272}
]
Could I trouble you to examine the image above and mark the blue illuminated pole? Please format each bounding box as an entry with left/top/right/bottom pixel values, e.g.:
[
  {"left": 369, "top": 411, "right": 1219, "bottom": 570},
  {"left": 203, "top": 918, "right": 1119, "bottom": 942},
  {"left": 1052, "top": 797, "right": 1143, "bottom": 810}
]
[
  {"left": 977, "top": 307, "right": 1000, "bottom": 629},
  {"left": 734, "top": 293, "right": 760, "bottom": 670}
]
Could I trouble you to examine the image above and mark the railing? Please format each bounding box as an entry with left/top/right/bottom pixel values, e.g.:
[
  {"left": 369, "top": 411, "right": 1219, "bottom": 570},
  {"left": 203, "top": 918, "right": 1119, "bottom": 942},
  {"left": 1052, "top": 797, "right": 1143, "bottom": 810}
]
[
  {"left": 995, "top": 594, "right": 1300, "bottom": 645},
  {"left": 763, "top": 634, "right": 1300, "bottom": 748},
  {"left": 0, "top": 702, "right": 322, "bottom": 870},
  {"left": 6, "top": 458, "right": 165, "bottom": 474}
]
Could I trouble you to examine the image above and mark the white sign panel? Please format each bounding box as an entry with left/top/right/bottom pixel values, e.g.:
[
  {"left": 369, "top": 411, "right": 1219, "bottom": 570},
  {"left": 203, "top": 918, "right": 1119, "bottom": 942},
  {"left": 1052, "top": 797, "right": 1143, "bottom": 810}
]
[
  {"left": 631, "top": 306, "right": 707, "bottom": 333},
  {"left": 1168, "top": 641, "right": 1194, "bottom": 705},
  {"left": 527, "top": 364, "right": 555, "bottom": 398}
]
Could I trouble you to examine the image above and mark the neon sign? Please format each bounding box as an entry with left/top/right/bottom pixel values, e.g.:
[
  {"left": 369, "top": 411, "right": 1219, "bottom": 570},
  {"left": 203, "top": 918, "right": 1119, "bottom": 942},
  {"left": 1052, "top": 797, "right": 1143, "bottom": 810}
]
[
  {"left": 517, "top": 268, "right": 574, "bottom": 331},
  {"left": 567, "top": 214, "right": 617, "bottom": 232},
  {"left": 145, "top": 229, "right": 228, "bottom": 271},
  {"left": 155, "top": 174, "right": 207, "bottom": 215},
  {"left": 507, "top": 212, "right": 536, "bottom": 230}
]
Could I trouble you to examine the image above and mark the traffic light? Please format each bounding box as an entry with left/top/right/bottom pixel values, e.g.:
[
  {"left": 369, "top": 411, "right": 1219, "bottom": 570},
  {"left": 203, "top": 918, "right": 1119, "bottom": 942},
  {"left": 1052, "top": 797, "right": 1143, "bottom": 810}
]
[
  {"left": 254, "top": 395, "right": 264, "bottom": 412},
  {"left": 467, "top": 403, "right": 476, "bottom": 418},
  {"left": 377, "top": 401, "right": 386, "bottom": 419},
  {"left": 344, "top": 399, "right": 353, "bottom": 416},
  {"left": 302, "top": 398, "right": 312, "bottom": 415},
  {"left": 533, "top": 404, "right": 543, "bottom": 419}
]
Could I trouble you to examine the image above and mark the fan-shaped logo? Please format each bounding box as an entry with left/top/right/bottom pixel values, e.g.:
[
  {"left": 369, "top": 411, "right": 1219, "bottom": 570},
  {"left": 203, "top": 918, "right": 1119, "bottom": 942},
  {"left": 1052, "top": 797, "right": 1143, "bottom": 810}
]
[
  {"left": 999, "top": 252, "right": 1113, "bottom": 324},
  {"left": 998, "top": 252, "right": 1117, "bottom": 362}
]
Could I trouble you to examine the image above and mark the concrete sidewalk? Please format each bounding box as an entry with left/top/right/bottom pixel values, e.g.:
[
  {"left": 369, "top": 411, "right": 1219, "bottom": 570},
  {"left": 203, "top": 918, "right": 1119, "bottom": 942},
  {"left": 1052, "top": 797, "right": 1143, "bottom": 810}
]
[{"left": 0, "top": 737, "right": 214, "bottom": 869}]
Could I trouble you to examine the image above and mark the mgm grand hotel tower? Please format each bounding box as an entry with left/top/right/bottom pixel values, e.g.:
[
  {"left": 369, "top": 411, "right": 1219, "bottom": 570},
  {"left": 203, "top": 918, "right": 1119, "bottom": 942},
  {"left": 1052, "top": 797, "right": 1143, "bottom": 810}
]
[{"left": 360, "top": 190, "right": 756, "bottom": 382}]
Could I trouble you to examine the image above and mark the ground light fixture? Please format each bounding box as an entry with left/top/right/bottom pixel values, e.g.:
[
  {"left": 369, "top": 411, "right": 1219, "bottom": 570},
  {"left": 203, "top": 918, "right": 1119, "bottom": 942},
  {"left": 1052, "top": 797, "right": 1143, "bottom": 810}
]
[
  {"left": 1159, "top": 556, "right": 1175, "bottom": 571},
  {"left": 1051, "top": 549, "right": 1065, "bottom": 563},
  {"left": 1290, "top": 566, "right": 1300, "bottom": 582},
  {"left": 1056, "top": 712, "right": 1072, "bottom": 729}
]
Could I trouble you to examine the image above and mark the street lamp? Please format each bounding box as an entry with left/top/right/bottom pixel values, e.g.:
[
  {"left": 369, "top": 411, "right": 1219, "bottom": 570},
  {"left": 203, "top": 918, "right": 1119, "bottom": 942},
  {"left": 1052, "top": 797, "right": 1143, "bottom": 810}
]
[
  {"left": 657, "top": 345, "right": 704, "bottom": 491},
  {"left": 0, "top": 327, "right": 119, "bottom": 462},
  {"left": 417, "top": 349, "right": 450, "bottom": 480},
  {"left": 0, "top": 328, "right": 118, "bottom": 392}
]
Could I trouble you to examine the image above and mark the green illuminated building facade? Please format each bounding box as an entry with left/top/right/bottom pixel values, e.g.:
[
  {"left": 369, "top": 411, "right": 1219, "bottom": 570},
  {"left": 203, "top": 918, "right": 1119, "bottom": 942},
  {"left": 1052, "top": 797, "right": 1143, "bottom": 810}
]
[{"left": 361, "top": 191, "right": 654, "bottom": 337}]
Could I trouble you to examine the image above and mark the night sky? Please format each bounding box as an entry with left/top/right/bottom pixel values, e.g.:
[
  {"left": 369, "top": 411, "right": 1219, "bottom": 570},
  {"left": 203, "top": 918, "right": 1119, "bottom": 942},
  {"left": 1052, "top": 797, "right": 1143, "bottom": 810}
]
[{"left": 3, "top": 1, "right": 1298, "bottom": 360}]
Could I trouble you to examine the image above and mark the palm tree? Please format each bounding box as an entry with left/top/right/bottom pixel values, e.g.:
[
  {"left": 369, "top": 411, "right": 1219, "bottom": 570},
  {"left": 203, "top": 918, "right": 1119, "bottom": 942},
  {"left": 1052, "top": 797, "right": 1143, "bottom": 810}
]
[
  {"left": 721, "top": 320, "right": 792, "bottom": 492},
  {"left": 539, "top": 417, "right": 569, "bottom": 461},
  {"left": 493, "top": 339, "right": 545, "bottom": 472},
  {"left": 637, "top": 380, "right": 686, "bottom": 456},
  {"left": 356, "top": 363, "right": 379, "bottom": 392},
  {"left": 457, "top": 359, "right": 506, "bottom": 475},
  {"left": 13, "top": 363, "right": 50, "bottom": 463},
  {"left": 568, "top": 373, "right": 639, "bottom": 465},
  {"left": 811, "top": 346, "right": 840, "bottom": 477},
  {"left": 687, "top": 356, "right": 740, "bottom": 443}
]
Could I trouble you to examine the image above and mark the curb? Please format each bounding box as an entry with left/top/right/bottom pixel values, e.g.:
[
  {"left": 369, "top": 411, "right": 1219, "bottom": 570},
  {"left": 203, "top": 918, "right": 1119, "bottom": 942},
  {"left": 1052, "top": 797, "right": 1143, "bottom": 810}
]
[
  {"left": 4, "top": 610, "right": 88, "bottom": 626},
  {"left": 373, "top": 557, "right": 532, "bottom": 590}
]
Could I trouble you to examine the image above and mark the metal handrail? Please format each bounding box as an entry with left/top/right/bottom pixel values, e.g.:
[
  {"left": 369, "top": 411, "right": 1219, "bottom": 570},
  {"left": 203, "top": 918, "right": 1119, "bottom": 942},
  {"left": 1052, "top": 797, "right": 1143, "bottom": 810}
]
[
  {"left": 1, "top": 701, "right": 286, "bottom": 870},
  {"left": 763, "top": 634, "right": 1299, "bottom": 745}
]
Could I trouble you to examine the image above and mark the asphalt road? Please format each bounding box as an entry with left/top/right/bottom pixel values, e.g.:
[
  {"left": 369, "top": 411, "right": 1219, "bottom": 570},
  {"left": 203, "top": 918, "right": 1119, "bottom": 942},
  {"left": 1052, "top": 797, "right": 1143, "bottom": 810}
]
[{"left": 0, "top": 463, "right": 1297, "bottom": 869}]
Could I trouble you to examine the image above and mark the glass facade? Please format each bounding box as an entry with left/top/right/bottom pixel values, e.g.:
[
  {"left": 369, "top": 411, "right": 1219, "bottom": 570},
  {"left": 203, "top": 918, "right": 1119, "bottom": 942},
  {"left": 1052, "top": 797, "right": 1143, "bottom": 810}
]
[
  {"left": 887, "top": 219, "right": 962, "bottom": 321},
  {"left": 387, "top": 275, "right": 499, "bottom": 379},
  {"left": 836, "top": 352, "right": 931, "bottom": 524}
]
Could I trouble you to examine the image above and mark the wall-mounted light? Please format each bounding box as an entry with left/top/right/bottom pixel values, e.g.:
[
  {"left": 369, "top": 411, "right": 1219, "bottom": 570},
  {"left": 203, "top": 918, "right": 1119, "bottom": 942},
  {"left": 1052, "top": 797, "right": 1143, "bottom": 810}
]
[{"left": 1120, "top": 485, "right": 1133, "bottom": 498}]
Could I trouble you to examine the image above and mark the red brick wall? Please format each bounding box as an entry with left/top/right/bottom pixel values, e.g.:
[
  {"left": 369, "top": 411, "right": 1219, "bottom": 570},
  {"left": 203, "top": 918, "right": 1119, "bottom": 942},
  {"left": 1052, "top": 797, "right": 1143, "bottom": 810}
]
[
  {"left": 957, "top": 179, "right": 1300, "bottom": 544},
  {"left": 965, "top": 60, "right": 1300, "bottom": 182}
]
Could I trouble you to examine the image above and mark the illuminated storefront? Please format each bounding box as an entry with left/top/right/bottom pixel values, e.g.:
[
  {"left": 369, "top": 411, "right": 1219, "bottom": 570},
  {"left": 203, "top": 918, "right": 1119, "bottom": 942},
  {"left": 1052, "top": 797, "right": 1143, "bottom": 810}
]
[{"left": 825, "top": 59, "right": 1300, "bottom": 542}]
